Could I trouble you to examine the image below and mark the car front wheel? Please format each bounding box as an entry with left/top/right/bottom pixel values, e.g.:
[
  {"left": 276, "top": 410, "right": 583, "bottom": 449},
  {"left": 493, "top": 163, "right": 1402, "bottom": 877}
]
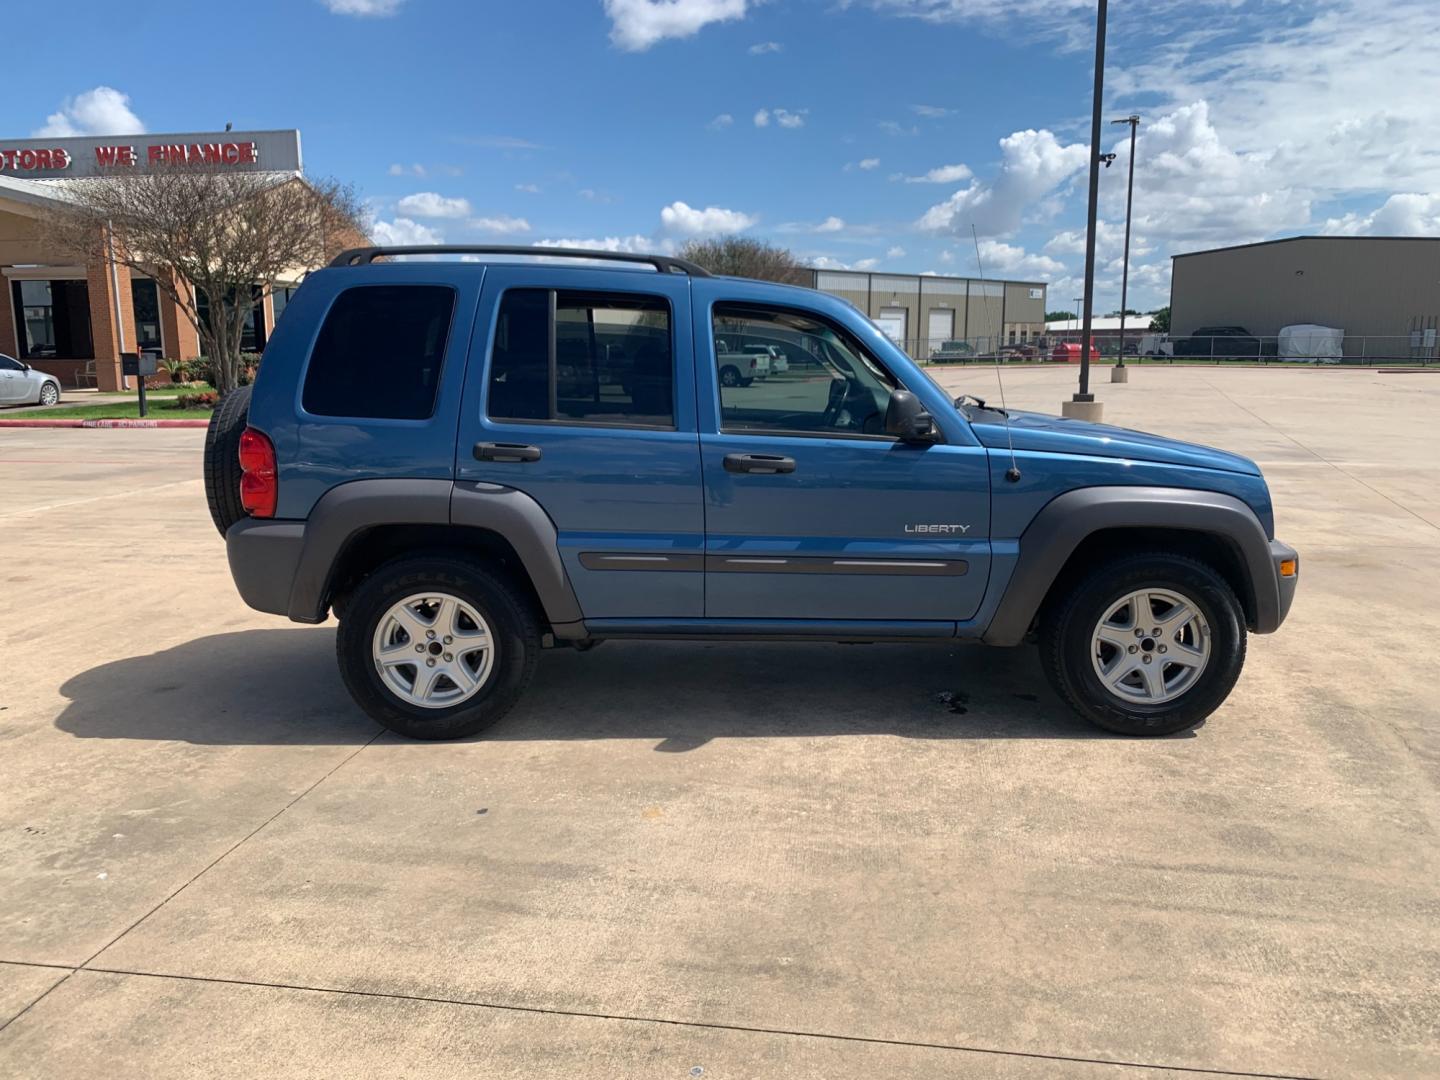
[
  {"left": 1040, "top": 553, "right": 1246, "bottom": 736},
  {"left": 38, "top": 382, "right": 59, "bottom": 406}
]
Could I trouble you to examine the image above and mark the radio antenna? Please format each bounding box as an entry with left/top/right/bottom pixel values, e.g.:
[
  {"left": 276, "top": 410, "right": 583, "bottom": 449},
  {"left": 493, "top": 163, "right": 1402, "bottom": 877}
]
[{"left": 971, "top": 224, "right": 1021, "bottom": 482}]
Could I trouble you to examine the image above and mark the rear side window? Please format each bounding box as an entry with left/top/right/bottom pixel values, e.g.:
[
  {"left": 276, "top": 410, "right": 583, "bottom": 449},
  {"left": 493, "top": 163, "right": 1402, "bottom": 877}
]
[
  {"left": 488, "top": 289, "right": 674, "bottom": 428},
  {"left": 302, "top": 285, "right": 455, "bottom": 420}
]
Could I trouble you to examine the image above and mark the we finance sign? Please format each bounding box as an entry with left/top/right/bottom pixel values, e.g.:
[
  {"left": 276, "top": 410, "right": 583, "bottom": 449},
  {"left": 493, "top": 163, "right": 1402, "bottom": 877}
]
[{"left": 0, "top": 129, "right": 301, "bottom": 180}]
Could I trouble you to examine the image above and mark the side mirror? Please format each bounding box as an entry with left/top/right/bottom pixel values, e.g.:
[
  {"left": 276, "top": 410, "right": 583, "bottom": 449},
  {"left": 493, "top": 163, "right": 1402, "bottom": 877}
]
[{"left": 885, "top": 389, "right": 940, "bottom": 444}]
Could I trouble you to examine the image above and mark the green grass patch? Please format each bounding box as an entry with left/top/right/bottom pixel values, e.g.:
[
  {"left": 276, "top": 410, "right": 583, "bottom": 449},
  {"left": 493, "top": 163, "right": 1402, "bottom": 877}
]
[{"left": 15, "top": 398, "right": 215, "bottom": 421}]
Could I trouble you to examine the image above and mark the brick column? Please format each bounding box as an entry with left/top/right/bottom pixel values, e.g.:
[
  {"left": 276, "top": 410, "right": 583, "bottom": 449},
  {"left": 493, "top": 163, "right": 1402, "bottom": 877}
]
[
  {"left": 0, "top": 269, "right": 17, "bottom": 358},
  {"left": 159, "top": 278, "right": 201, "bottom": 361},
  {"left": 85, "top": 242, "right": 138, "bottom": 391}
]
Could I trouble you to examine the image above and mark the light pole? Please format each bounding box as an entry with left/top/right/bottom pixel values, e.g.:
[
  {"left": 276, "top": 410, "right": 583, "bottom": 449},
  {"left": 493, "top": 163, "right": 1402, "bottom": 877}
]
[
  {"left": 1063, "top": 0, "right": 1110, "bottom": 421},
  {"left": 1111, "top": 114, "right": 1140, "bottom": 382}
]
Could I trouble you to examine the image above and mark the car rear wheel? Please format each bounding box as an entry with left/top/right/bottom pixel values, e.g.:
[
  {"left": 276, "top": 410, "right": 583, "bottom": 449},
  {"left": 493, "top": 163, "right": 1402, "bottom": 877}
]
[
  {"left": 336, "top": 556, "right": 540, "bottom": 740},
  {"left": 1040, "top": 553, "right": 1246, "bottom": 736},
  {"left": 203, "top": 385, "right": 253, "bottom": 537},
  {"left": 38, "top": 382, "right": 59, "bottom": 406},
  {"left": 720, "top": 365, "right": 741, "bottom": 388}
]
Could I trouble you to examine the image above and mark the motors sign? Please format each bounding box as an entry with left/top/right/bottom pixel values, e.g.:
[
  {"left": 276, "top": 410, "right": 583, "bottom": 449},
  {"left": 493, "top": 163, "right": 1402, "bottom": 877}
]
[{"left": 0, "top": 129, "right": 302, "bottom": 179}]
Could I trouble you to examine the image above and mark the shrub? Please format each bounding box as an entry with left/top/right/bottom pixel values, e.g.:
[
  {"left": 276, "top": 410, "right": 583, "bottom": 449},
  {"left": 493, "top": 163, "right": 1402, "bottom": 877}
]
[{"left": 174, "top": 392, "right": 219, "bottom": 410}]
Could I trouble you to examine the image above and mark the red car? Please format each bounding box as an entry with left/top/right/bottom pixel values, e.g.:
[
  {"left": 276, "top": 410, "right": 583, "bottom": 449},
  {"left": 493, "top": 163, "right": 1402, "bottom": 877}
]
[{"left": 1051, "top": 339, "right": 1103, "bottom": 363}]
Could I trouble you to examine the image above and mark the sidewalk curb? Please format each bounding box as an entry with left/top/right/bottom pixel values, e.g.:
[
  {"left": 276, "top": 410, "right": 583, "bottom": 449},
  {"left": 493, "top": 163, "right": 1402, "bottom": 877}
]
[{"left": 0, "top": 418, "right": 210, "bottom": 429}]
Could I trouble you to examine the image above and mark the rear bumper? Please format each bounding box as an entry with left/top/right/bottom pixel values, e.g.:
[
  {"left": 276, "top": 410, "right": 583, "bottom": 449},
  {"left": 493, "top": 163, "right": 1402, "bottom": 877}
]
[
  {"left": 1256, "top": 539, "right": 1299, "bottom": 633},
  {"left": 226, "top": 518, "right": 306, "bottom": 618}
]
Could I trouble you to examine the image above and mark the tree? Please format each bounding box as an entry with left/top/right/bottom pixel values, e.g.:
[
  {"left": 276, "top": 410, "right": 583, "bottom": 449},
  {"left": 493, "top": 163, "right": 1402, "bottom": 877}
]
[
  {"left": 677, "top": 237, "right": 810, "bottom": 285},
  {"left": 1148, "top": 306, "right": 1171, "bottom": 333},
  {"left": 43, "top": 164, "right": 363, "bottom": 395},
  {"left": 1045, "top": 309, "right": 1078, "bottom": 321},
  {"left": 1106, "top": 308, "right": 1144, "bottom": 317}
]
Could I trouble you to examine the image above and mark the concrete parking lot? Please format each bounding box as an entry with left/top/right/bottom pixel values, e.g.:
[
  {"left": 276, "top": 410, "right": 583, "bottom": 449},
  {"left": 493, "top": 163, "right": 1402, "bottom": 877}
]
[{"left": 1, "top": 366, "right": 1437, "bottom": 1078}]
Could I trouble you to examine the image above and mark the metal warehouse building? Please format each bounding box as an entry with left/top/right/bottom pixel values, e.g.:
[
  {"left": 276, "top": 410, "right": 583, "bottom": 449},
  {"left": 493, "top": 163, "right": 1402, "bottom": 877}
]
[
  {"left": 808, "top": 269, "right": 1047, "bottom": 359},
  {"left": 1171, "top": 236, "right": 1440, "bottom": 360}
]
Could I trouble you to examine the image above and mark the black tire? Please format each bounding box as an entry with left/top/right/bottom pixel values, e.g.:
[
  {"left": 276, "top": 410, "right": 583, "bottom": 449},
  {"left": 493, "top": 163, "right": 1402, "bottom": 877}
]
[
  {"left": 720, "top": 365, "right": 741, "bottom": 388},
  {"left": 335, "top": 556, "right": 540, "bottom": 740},
  {"left": 1039, "top": 553, "right": 1246, "bottom": 736},
  {"left": 203, "top": 385, "right": 252, "bottom": 537},
  {"left": 739, "top": 378, "right": 754, "bottom": 388}
]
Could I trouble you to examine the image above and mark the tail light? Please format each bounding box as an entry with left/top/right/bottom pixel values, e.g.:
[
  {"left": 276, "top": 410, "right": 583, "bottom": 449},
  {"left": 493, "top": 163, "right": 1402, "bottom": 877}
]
[{"left": 238, "top": 427, "right": 277, "bottom": 518}]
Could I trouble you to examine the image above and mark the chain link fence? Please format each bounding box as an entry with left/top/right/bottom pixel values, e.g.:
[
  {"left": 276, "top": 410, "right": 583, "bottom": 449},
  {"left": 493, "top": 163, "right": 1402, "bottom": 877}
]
[{"left": 899, "top": 334, "right": 1439, "bottom": 366}]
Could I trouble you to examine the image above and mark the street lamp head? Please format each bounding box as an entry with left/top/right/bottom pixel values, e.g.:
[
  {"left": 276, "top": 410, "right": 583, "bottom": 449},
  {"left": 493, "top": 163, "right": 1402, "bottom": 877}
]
[{"left": 1110, "top": 115, "right": 1141, "bottom": 126}]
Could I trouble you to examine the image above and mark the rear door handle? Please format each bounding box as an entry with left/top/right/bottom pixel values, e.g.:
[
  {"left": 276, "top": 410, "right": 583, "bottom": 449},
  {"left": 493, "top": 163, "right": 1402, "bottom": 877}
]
[
  {"left": 474, "top": 442, "right": 542, "bottom": 463},
  {"left": 723, "top": 452, "right": 796, "bottom": 475}
]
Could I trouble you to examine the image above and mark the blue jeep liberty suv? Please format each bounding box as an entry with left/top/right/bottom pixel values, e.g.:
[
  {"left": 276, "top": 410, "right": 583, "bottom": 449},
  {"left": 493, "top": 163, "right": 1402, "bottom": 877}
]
[{"left": 204, "top": 246, "right": 1298, "bottom": 740}]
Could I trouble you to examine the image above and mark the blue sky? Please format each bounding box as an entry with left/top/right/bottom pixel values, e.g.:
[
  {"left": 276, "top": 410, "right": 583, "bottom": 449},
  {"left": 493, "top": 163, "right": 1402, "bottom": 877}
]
[{"left": 8, "top": 0, "right": 1439, "bottom": 310}]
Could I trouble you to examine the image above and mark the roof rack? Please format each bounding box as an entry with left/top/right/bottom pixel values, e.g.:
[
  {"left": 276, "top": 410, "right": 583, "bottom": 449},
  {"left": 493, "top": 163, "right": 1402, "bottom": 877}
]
[{"left": 328, "top": 244, "right": 711, "bottom": 276}]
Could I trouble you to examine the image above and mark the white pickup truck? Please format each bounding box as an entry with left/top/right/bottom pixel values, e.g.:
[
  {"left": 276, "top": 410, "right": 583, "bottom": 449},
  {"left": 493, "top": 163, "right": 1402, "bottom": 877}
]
[{"left": 715, "top": 339, "right": 771, "bottom": 387}]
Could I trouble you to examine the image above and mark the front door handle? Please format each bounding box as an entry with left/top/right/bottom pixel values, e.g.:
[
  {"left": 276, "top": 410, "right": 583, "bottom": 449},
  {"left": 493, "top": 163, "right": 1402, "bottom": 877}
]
[
  {"left": 723, "top": 452, "right": 796, "bottom": 475},
  {"left": 474, "top": 442, "right": 542, "bottom": 463}
]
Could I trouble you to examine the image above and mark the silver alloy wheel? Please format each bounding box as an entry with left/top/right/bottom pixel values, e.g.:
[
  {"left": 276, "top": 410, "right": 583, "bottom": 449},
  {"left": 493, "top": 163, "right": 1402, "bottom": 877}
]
[
  {"left": 372, "top": 592, "right": 495, "bottom": 709},
  {"left": 39, "top": 382, "right": 59, "bottom": 406},
  {"left": 1090, "top": 587, "right": 1211, "bottom": 705}
]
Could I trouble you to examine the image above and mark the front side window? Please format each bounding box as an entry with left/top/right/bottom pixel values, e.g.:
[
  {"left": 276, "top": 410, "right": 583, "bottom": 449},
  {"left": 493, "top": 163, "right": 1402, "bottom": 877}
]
[
  {"left": 488, "top": 289, "right": 674, "bottom": 428},
  {"left": 302, "top": 284, "right": 455, "bottom": 419},
  {"left": 714, "top": 304, "right": 899, "bottom": 437}
]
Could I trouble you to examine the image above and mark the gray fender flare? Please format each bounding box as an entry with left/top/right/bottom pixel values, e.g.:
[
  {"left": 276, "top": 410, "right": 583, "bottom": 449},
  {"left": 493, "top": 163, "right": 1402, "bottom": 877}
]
[
  {"left": 982, "top": 486, "right": 1281, "bottom": 646},
  {"left": 284, "top": 478, "right": 584, "bottom": 632}
]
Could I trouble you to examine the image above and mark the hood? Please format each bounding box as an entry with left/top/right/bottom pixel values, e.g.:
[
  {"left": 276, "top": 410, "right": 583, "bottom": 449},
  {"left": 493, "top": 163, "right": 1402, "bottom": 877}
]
[{"left": 966, "top": 408, "right": 1261, "bottom": 476}]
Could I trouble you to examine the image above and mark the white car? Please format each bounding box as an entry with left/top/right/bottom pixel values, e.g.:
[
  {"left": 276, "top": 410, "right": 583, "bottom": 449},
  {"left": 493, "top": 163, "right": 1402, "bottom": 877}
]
[
  {"left": 0, "top": 354, "right": 62, "bottom": 407},
  {"left": 741, "top": 343, "right": 788, "bottom": 374}
]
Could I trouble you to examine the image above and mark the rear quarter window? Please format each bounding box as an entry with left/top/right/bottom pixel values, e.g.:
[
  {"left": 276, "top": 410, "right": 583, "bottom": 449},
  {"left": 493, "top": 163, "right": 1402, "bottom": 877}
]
[{"left": 302, "top": 284, "right": 456, "bottom": 420}]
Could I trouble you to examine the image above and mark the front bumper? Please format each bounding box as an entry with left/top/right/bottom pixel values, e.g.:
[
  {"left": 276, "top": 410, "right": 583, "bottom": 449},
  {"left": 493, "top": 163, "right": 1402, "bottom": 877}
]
[{"left": 1257, "top": 539, "right": 1299, "bottom": 633}]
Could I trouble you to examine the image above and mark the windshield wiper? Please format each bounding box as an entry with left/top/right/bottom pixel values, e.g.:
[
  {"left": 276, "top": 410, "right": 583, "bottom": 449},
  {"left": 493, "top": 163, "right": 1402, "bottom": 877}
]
[{"left": 955, "top": 393, "right": 1006, "bottom": 416}]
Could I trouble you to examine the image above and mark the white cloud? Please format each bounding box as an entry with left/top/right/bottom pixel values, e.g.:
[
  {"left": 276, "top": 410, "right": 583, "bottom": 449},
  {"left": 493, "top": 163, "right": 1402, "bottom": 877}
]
[
  {"left": 901, "top": 163, "right": 973, "bottom": 184},
  {"left": 1322, "top": 193, "right": 1440, "bottom": 236},
  {"left": 659, "top": 200, "right": 757, "bottom": 236},
  {"left": 816, "top": 216, "right": 846, "bottom": 233},
  {"left": 910, "top": 104, "right": 950, "bottom": 118},
  {"left": 388, "top": 163, "right": 427, "bottom": 178},
  {"left": 605, "top": 0, "right": 749, "bottom": 51},
  {"left": 515, "top": 182, "right": 541, "bottom": 193},
  {"left": 579, "top": 188, "right": 615, "bottom": 204},
  {"left": 320, "top": 0, "right": 404, "bottom": 13},
  {"left": 370, "top": 218, "right": 442, "bottom": 245},
  {"left": 396, "top": 192, "right": 473, "bottom": 219},
  {"left": 879, "top": 120, "right": 920, "bottom": 137},
  {"left": 973, "top": 239, "right": 1065, "bottom": 279},
  {"left": 535, "top": 235, "right": 672, "bottom": 254},
  {"left": 471, "top": 215, "right": 531, "bottom": 234},
  {"left": 708, "top": 113, "right": 735, "bottom": 129},
  {"left": 858, "top": 157, "right": 881, "bottom": 170},
  {"left": 886, "top": 246, "right": 906, "bottom": 259},
  {"left": 916, "top": 128, "right": 1088, "bottom": 237},
  {"left": 754, "top": 107, "right": 806, "bottom": 129},
  {"left": 748, "top": 40, "right": 782, "bottom": 54},
  {"left": 811, "top": 255, "right": 881, "bottom": 271},
  {"left": 34, "top": 87, "right": 144, "bottom": 137}
]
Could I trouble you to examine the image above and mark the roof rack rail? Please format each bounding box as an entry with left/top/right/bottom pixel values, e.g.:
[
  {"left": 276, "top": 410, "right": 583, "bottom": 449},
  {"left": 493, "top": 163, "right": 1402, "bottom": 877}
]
[{"left": 328, "top": 244, "right": 712, "bottom": 276}]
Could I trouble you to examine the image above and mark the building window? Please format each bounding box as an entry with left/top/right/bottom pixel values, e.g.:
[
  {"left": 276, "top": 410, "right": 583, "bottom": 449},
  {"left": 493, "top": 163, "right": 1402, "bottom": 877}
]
[
  {"left": 487, "top": 289, "right": 675, "bottom": 428},
  {"left": 11, "top": 279, "right": 93, "bottom": 360},
  {"left": 302, "top": 284, "right": 455, "bottom": 420},
  {"left": 197, "top": 285, "right": 268, "bottom": 354},
  {"left": 270, "top": 285, "right": 300, "bottom": 329}
]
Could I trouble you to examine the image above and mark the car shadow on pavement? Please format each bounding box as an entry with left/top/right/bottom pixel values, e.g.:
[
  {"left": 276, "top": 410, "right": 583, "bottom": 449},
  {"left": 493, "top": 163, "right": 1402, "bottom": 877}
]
[{"left": 54, "top": 629, "right": 1154, "bottom": 747}]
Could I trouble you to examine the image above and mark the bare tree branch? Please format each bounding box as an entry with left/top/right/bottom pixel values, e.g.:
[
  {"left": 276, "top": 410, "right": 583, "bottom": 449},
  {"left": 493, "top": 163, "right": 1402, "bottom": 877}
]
[
  {"left": 40, "top": 164, "right": 364, "bottom": 394},
  {"left": 677, "top": 237, "right": 811, "bottom": 286}
]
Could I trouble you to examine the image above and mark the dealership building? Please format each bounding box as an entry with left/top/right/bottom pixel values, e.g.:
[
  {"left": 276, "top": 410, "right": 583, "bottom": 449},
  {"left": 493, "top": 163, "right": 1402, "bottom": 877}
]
[
  {"left": 1171, "top": 236, "right": 1440, "bottom": 359},
  {"left": 807, "top": 268, "right": 1047, "bottom": 358},
  {"left": 0, "top": 129, "right": 363, "bottom": 390}
]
